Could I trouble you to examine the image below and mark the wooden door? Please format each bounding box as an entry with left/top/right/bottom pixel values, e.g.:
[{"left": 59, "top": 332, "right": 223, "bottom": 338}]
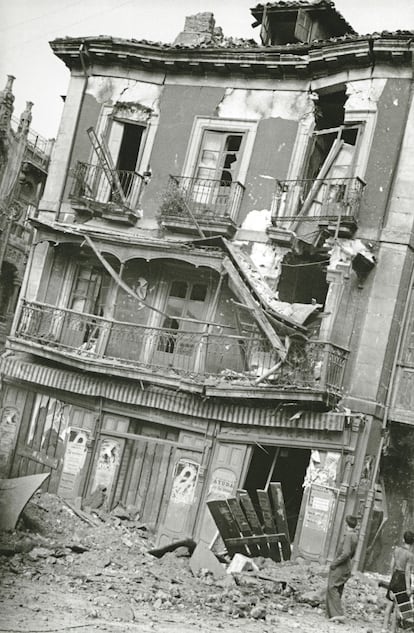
[
  {"left": 11, "top": 394, "right": 69, "bottom": 493},
  {"left": 156, "top": 430, "right": 206, "bottom": 547},
  {"left": 196, "top": 440, "right": 250, "bottom": 546}
]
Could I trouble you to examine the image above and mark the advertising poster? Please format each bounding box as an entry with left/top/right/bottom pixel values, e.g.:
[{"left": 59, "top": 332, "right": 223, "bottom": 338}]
[{"left": 170, "top": 459, "right": 199, "bottom": 505}]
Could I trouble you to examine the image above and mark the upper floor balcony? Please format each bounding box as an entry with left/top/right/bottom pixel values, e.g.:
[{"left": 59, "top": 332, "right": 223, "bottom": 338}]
[
  {"left": 159, "top": 175, "right": 245, "bottom": 238},
  {"left": 11, "top": 115, "right": 53, "bottom": 173},
  {"left": 25, "top": 129, "right": 53, "bottom": 173},
  {"left": 69, "top": 161, "right": 144, "bottom": 225},
  {"left": 269, "top": 177, "right": 366, "bottom": 241},
  {"left": 11, "top": 299, "right": 348, "bottom": 404}
]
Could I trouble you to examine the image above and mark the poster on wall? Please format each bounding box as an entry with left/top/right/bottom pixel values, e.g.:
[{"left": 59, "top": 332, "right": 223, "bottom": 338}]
[
  {"left": 58, "top": 428, "right": 90, "bottom": 498},
  {"left": 170, "top": 459, "right": 199, "bottom": 505},
  {"left": 298, "top": 483, "right": 338, "bottom": 559},
  {"left": 207, "top": 467, "right": 237, "bottom": 500},
  {"left": 92, "top": 438, "right": 122, "bottom": 495},
  {"left": 0, "top": 406, "right": 19, "bottom": 476},
  {"left": 303, "top": 450, "right": 341, "bottom": 489}
]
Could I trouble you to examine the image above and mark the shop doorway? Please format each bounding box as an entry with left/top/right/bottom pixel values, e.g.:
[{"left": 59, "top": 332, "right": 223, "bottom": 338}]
[{"left": 243, "top": 445, "right": 310, "bottom": 540}]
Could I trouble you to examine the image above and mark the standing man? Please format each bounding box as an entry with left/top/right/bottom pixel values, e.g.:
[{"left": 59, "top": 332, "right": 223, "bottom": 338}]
[{"left": 326, "top": 514, "right": 359, "bottom": 622}]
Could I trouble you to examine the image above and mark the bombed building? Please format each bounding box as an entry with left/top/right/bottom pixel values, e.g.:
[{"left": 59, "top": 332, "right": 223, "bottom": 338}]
[
  {"left": 1, "top": 1, "right": 414, "bottom": 572},
  {"left": 0, "top": 75, "right": 53, "bottom": 351}
]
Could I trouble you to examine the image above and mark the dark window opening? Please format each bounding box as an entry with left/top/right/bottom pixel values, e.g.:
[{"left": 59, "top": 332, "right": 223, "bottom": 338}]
[
  {"left": 170, "top": 281, "right": 188, "bottom": 299},
  {"left": 116, "top": 123, "right": 144, "bottom": 172},
  {"left": 243, "top": 445, "right": 311, "bottom": 540},
  {"left": 315, "top": 89, "right": 347, "bottom": 131},
  {"left": 221, "top": 134, "right": 242, "bottom": 185},
  {"left": 304, "top": 88, "right": 349, "bottom": 181},
  {"left": 190, "top": 283, "right": 207, "bottom": 302},
  {"left": 114, "top": 123, "right": 145, "bottom": 199},
  {"left": 278, "top": 252, "right": 329, "bottom": 307},
  {"left": 158, "top": 317, "right": 179, "bottom": 353},
  {"left": 0, "top": 262, "right": 16, "bottom": 319}
]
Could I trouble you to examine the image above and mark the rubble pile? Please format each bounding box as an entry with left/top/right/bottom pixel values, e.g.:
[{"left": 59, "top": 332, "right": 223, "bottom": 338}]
[{"left": 0, "top": 493, "right": 386, "bottom": 631}]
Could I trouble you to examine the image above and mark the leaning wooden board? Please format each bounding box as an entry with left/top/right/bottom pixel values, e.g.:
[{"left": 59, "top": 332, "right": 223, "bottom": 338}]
[{"left": 207, "top": 486, "right": 291, "bottom": 562}]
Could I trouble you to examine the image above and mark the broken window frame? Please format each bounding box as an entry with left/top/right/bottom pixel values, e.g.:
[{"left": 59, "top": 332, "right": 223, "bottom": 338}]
[
  {"left": 181, "top": 117, "right": 257, "bottom": 217},
  {"left": 152, "top": 270, "right": 213, "bottom": 371},
  {"left": 303, "top": 122, "right": 363, "bottom": 183},
  {"left": 86, "top": 104, "right": 151, "bottom": 210},
  {"left": 277, "top": 122, "right": 364, "bottom": 224}
]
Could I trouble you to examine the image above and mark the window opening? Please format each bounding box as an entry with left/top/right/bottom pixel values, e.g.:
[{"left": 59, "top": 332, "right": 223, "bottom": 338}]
[
  {"left": 155, "top": 277, "right": 209, "bottom": 361},
  {"left": 190, "top": 283, "right": 207, "bottom": 302},
  {"left": 158, "top": 317, "right": 179, "bottom": 353},
  {"left": 70, "top": 262, "right": 110, "bottom": 316},
  {"left": 170, "top": 280, "right": 188, "bottom": 299},
  {"left": 192, "top": 131, "right": 244, "bottom": 211},
  {"left": 113, "top": 123, "right": 145, "bottom": 199},
  {"left": 278, "top": 252, "right": 329, "bottom": 307},
  {"left": 66, "top": 260, "right": 112, "bottom": 350},
  {"left": 196, "top": 131, "right": 243, "bottom": 184},
  {"left": 0, "top": 262, "right": 16, "bottom": 319},
  {"left": 243, "top": 445, "right": 311, "bottom": 540}
]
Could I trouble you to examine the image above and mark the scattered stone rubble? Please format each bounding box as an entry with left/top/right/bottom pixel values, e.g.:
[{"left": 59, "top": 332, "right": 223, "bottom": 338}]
[{"left": 0, "top": 492, "right": 387, "bottom": 631}]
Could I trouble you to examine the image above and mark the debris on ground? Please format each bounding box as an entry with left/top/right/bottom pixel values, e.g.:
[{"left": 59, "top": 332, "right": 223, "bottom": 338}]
[{"left": 0, "top": 492, "right": 388, "bottom": 633}]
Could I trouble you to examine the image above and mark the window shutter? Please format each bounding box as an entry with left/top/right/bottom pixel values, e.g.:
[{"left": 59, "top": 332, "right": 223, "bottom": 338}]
[
  {"left": 260, "top": 6, "right": 271, "bottom": 45},
  {"left": 294, "top": 9, "right": 313, "bottom": 43}
]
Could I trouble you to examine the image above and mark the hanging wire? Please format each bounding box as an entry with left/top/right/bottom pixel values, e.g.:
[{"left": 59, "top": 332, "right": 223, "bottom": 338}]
[{"left": 282, "top": 258, "right": 330, "bottom": 268}]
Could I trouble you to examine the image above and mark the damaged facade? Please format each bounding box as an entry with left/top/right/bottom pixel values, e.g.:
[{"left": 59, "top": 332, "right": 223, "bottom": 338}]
[
  {"left": 1, "top": 1, "right": 414, "bottom": 572},
  {"left": 0, "top": 75, "right": 53, "bottom": 350}
]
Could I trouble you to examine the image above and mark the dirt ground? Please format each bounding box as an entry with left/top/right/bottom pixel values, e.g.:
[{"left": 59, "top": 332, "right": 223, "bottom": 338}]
[{"left": 0, "top": 493, "right": 389, "bottom": 633}]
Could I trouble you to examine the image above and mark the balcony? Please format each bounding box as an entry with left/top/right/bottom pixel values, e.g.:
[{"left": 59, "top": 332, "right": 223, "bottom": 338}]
[
  {"left": 69, "top": 161, "right": 144, "bottom": 225},
  {"left": 11, "top": 300, "right": 347, "bottom": 403},
  {"left": 159, "top": 175, "right": 245, "bottom": 238},
  {"left": 11, "top": 115, "right": 53, "bottom": 173},
  {"left": 269, "top": 177, "right": 365, "bottom": 241}
]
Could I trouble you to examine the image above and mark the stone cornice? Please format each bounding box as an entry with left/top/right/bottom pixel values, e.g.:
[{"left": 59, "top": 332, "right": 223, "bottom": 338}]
[{"left": 50, "top": 34, "right": 414, "bottom": 79}]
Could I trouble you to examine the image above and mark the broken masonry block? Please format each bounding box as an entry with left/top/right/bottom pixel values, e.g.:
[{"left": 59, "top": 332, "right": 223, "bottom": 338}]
[
  {"left": 189, "top": 542, "right": 227, "bottom": 580},
  {"left": 227, "top": 553, "right": 259, "bottom": 575}
]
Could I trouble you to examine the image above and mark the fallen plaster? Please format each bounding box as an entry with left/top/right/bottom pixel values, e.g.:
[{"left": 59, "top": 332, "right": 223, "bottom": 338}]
[
  {"left": 86, "top": 76, "right": 161, "bottom": 114},
  {"left": 238, "top": 208, "right": 287, "bottom": 290},
  {"left": 345, "top": 78, "right": 387, "bottom": 113},
  {"left": 217, "top": 88, "right": 314, "bottom": 121},
  {"left": 327, "top": 238, "right": 376, "bottom": 271}
]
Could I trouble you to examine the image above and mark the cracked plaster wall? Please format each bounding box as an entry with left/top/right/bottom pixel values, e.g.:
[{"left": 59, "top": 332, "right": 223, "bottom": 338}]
[
  {"left": 85, "top": 77, "right": 161, "bottom": 114},
  {"left": 344, "top": 78, "right": 387, "bottom": 116},
  {"left": 225, "top": 90, "right": 315, "bottom": 294},
  {"left": 217, "top": 88, "right": 314, "bottom": 122}
]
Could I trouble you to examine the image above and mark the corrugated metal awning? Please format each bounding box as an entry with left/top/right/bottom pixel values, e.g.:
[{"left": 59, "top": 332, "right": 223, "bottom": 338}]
[{"left": 1, "top": 356, "right": 348, "bottom": 432}]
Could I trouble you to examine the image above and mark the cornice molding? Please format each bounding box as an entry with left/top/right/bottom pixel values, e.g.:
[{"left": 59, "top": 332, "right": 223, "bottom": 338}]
[{"left": 50, "top": 35, "right": 414, "bottom": 79}]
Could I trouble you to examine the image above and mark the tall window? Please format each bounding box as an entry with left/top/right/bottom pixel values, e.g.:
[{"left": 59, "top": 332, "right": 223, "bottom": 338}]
[
  {"left": 156, "top": 279, "right": 208, "bottom": 361},
  {"left": 195, "top": 131, "right": 243, "bottom": 185},
  {"left": 191, "top": 131, "right": 244, "bottom": 213},
  {"left": 115, "top": 123, "right": 145, "bottom": 198},
  {"left": 69, "top": 262, "right": 110, "bottom": 316}
]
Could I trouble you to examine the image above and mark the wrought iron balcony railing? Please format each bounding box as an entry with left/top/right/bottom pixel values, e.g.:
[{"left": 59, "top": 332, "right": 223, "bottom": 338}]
[
  {"left": 14, "top": 300, "right": 347, "bottom": 395},
  {"left": 160, "top": 175, "right": 245, "bottom": 223},
  {"left": 271, "top": 177, "right": 365, "bottom": 225},
  {"left": 69, "top": 161, "right": 144, "bottom": 214}
]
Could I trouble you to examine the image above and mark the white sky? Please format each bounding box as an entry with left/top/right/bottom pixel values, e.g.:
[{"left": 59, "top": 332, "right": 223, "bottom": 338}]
[{"left": 1, "top": 0, "right": 413, "bottom": 139}]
